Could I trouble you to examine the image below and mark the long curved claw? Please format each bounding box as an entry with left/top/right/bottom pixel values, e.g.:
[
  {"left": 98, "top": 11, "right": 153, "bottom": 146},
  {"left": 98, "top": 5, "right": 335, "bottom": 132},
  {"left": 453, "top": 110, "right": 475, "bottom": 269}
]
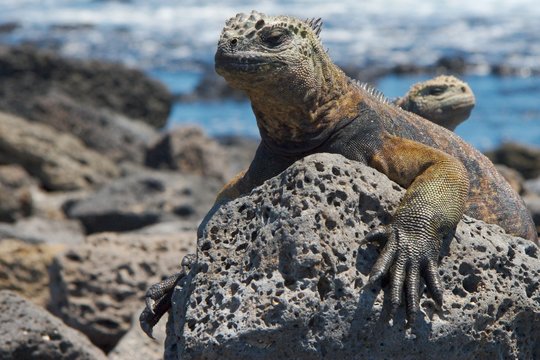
[
  {"left": 368, "top": 242, "right": 397, "bottom": 285},
  {"left": 139, "top": 254, "right": 196, "bottom": 338},
  {"left": 139, "top": 292, "right": 173, "bottom": 338},
  {"left": 405, "top": 264, "right": 421, "bottom": 325},
  {"left": 389, "top": 259, "right": 407, "bottom": 316},
  {"left": 362, "top": 225, "right": 390, "bottom": 245},
  {"left": 366, "top": 228, "right": 397, "bottom": 285},
  {"left": 423, "top": 259, "right": 444, "bottom": 308}
]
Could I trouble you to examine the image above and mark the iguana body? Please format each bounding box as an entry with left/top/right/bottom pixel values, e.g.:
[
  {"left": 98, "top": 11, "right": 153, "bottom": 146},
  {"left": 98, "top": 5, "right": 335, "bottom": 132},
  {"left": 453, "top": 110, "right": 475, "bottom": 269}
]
[
  {"left": 140, "top": 11, "right": 536, "bottom": 336},
  {"left": 394, "top": 75, "right": 475, "bottom": 130}
]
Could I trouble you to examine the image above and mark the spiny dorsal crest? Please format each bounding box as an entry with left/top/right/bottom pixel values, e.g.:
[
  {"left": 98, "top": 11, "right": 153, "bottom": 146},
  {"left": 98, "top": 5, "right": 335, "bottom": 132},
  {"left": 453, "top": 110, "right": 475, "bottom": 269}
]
[
  {"left": 305, "top": 17, "right": 323, "bottom": 37},
  {"left": 353, "top": 80, "right": 391, "bottom": 104}
]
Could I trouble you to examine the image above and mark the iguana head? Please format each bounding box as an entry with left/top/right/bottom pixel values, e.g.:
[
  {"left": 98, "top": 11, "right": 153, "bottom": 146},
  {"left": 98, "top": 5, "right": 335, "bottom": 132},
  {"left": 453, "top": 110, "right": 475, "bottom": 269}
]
[
  {"left": 215, "top": 11, "right": 354, "bottom": 144},
  {"left": 216, "top": 11, "right": 326, "bottom": 94},
  {"left": 396, "top": 75, "right": 476, "bottom": 130}
]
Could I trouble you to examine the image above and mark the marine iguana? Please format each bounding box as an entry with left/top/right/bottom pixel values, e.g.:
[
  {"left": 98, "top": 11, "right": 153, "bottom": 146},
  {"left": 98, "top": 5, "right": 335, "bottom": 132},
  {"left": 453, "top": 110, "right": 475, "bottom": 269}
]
[
  {"left": 140, "top": 11, "right": 537, "bottom": 337},
  {"left": 394, "top": 75, "right": 476, "bottom": 130}
]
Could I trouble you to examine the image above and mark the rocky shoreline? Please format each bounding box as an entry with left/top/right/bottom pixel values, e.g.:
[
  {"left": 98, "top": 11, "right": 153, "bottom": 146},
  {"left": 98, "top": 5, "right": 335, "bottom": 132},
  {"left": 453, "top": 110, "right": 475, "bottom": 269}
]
[{"left": 0, "top": 45, "right": 539, "bottom": 359}]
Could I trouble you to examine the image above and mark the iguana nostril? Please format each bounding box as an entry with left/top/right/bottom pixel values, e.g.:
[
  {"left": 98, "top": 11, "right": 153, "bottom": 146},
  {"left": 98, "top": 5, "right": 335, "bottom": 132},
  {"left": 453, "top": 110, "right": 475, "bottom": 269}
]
[{"left": 230, "top": 38, "right": 238, "bottom": 47}]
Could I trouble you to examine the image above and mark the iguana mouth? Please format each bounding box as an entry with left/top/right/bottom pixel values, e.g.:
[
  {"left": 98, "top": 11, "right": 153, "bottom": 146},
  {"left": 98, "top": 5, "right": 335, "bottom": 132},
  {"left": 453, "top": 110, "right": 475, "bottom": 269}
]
[{"left": 215, "top": 52, "right": 284, "bottom": 73}]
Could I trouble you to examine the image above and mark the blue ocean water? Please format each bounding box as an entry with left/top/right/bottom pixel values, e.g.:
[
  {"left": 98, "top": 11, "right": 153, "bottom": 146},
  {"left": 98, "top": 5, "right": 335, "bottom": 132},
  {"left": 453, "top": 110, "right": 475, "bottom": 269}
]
[
  {"left": 156, "top": 71, "right": 540, "bottom": 151},
  {"left": 1, "top": 0, "right": 539, "bottom": 150}
]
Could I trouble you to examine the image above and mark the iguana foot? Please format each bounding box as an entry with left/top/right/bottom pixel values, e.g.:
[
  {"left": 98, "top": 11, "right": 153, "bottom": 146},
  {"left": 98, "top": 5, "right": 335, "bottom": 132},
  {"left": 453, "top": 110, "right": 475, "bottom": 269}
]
[
  {"left": 139, "top": 253, "right": 196, "bottom": 338},
  {"left": 363, "top": 225, "right": 444, "bottom": 325}
]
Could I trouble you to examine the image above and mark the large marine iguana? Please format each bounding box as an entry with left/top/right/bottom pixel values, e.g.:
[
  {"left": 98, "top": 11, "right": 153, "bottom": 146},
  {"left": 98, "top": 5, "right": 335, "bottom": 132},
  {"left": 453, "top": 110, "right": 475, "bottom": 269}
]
[{"left": 140, "top": 11, "right": 536, "bottom": 337}]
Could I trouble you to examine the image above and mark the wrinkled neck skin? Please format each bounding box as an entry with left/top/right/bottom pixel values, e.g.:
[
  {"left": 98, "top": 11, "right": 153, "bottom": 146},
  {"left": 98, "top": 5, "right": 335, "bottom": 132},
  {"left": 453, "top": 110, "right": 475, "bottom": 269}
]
[{"left": 245, "top": 52, "right": 363, "bottom": 155}]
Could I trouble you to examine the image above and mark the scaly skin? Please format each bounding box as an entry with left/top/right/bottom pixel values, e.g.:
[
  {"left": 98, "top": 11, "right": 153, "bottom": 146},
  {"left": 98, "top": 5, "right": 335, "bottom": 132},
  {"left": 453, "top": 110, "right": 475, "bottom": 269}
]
[
  {"left": 394, "top": 75, "right": 476, "bottom": 130},
  {"left": 140, "top": 11, "right": 537, "bottom": 335}
]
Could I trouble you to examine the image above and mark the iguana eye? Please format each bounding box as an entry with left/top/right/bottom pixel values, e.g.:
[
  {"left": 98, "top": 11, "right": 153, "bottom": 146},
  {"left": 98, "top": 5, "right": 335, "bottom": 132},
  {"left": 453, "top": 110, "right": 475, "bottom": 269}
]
[
  {"left": 427, "top": 86, "right": 446, "bottom": 96},
  {"left": 262, "top": 28, "right": 288, "bottom": 47}
]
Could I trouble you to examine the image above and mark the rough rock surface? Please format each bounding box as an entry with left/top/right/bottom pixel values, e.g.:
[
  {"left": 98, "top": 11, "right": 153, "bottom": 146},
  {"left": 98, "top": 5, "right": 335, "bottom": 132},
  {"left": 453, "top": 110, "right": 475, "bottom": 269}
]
[
  {"left": 30, "top": 91, "right": 159, "bottom": 162},
  {"left": 145, "top": 126, "right": 232, "bottom": 182},
  {"left": 109, "top": 308, "right": 168, "bottom": 360},
  {"left": 0, "top": 112, "right": 119, "bottom": 191},
  {"left": 48, "top": 231, "right": 197, "bottom": 352},
  {"left": 0, "top": 45, "right": 172, "bottom": 128},
  {"left": 65, "top": 171, "right": 221, "bottom": 233},
  {"left": 0, "top": 164, "right": 34, "bottom": 222},
  {"left": 166, "top": 153, "right": 540, "bottom": 360},
  {"left": 0, "top": 216, "right": 85, "bottom": 245},
  {"left": 0, "top": 290, "right": 107, "bottom": 360},
  {"left": 0, "top": 239, "right": 65, "bottom": 307}
]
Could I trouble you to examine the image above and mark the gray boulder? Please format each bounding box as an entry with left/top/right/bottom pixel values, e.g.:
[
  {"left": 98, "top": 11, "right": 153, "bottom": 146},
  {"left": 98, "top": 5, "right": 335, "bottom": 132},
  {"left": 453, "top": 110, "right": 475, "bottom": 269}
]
[
  {"left": 0, "top": 290, "right": 107, "bottom": 360},
  {"left": 0, "top": 239, "right": 66, "bottom": 307},
  {"left": 145, "top": 126, "right": 232, "bottom": 182},
  {"left": 65, "top": 171, "right": 221, "bottom": 233},
  {"left": 48, "top": 231, "right": 197, "bottom": 353},
  {"left": 30, "top": 91, "right": 159, "bottom": 163},
  {"left": 485, "top": 142, "right": 540, "bottom": 180},
  {"left": 166, "top": 153, "right": 540, "bottom": 360},
  {"left": 0, "top": 164, "right": 34, "bottom": 222},
  {"left": 0, "top": 112, "right": 119, "bottom": 191}
]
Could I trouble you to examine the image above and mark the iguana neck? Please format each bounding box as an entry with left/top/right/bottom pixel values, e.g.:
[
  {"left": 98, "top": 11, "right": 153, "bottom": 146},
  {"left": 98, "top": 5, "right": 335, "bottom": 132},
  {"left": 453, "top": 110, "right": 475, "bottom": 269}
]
[{"left": 246, "top": 56, "right": 363, "bottom": 151}]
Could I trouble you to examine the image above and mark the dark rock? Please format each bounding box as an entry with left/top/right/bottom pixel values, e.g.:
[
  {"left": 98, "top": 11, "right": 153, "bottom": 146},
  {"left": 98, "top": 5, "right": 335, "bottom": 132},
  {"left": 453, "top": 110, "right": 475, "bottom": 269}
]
[
  {"left": 434, "top": 55, "right": 467, "bottom": 74},
  {"left": 0, "top": 239, "right": 65, "bottom": 307},
  {"left": 0, "top": 165, "right": 34, "bottom": 222},
  {"left": 145, "top": 126, "right": 232, "bottom": 181},
  {"left": 176, "top": 69, "right": 246, "bottom": 102},
  {"left": 166, "top": 153, "right": 540, "bottom": 360},
  {"left": 340, "top": 64, "right": 392, "bottom": 83},
  {"left": 30, "top": 91, "right": 159, "bottom": 162},
  {"left": 0, "top": 44, "right": 172, "bottom": 128},
  {"left": 0, "top": 112, "right": 119, "bottom": 191},
  {"left": 65, "top": 170, "right": 221, "bottom": 233},
  {"left": 0, "top": 290, "right": 107, "bottom": 360},
  {"left": 0, "top": 22, "right": 20, "bottom": 34},
  {"left": 48, "top": 231, "right": 196, "bottom": 353},
  {"left": 485, "top": 142, "right": 540, "bottom": 179}
]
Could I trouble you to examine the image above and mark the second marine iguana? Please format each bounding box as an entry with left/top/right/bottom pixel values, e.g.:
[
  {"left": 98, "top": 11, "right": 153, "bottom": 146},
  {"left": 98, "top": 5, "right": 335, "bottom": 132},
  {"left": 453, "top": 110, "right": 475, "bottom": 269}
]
[
  {"left": 394, "top": 75, "right": 476, "bottom": 130},
  {"left": 140, "top": 11, "right": 537, "bottom": 337}
]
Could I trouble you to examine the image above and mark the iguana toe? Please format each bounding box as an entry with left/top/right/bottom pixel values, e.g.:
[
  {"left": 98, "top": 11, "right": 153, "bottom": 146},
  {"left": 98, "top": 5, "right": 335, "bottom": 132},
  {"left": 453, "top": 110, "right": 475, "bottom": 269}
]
[
  {"left": 405, "top": 263, "right": 422, "bottom": 324},
  {"left": 424, "top": 259, "right": 444, "bottom": 308},
  {"left": 389, "top": 258, "right": 407, "bottom": 315}
]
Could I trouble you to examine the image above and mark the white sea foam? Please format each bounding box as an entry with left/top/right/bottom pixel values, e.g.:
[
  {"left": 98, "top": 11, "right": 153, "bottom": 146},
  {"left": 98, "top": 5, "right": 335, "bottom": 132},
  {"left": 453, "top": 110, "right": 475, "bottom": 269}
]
[{"left": 1, "top": 0, "right": 539, "bottom": 71}]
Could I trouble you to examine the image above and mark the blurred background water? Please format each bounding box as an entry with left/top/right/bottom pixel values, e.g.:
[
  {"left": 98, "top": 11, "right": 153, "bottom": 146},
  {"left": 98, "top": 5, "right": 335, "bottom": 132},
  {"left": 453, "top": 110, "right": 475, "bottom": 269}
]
[{"left": 1, "top": 0, "right": 539, "bottom": 150}]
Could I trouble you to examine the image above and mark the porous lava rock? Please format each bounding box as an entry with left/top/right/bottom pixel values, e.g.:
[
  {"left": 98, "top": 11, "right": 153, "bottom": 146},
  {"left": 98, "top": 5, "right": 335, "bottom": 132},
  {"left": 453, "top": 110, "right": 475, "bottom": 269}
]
[{"left": 165, "top": 153, "right": 540, "bottom": 360}]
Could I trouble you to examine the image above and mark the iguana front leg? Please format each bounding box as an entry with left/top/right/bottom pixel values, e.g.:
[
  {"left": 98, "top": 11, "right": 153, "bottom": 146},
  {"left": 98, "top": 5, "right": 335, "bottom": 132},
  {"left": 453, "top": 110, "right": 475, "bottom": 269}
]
[{"left": 366, "top": 134, "right": 469, "bottom": 323}]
